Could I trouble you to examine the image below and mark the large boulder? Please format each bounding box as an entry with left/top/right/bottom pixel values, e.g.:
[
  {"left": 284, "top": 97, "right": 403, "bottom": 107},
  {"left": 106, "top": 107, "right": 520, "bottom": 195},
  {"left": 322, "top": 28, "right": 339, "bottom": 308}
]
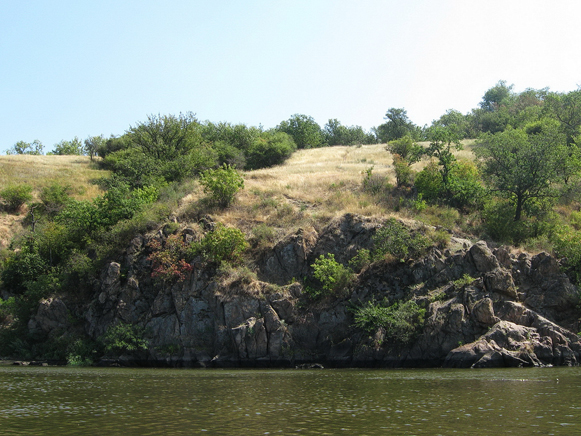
[
  {"left": 28, "top": 298, "right": 70, "bottom": 338},
  {"left": 470, "top": 241, "right": 499, "bottom": 273}
]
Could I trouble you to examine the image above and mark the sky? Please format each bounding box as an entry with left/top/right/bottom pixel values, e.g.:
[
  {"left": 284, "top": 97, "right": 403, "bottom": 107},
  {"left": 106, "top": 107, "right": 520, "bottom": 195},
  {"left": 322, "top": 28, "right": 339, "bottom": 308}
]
[{"left": 1, "top": 0, "right": 581, "bottom": 152}]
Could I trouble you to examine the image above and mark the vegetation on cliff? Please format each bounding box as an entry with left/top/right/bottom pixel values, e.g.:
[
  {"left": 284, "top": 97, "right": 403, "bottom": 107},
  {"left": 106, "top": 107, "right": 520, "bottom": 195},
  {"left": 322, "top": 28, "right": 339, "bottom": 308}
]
[{"left": 1, "top": 82, "right": 581, "bottom": 365}]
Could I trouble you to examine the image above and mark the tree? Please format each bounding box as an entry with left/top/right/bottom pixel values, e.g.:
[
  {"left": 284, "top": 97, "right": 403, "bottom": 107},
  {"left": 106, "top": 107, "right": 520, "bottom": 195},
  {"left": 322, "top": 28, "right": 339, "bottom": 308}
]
[
  {"left": 84, "top": 135, "right": 105, "bottom": 160},
  {"left": 544, "top": 89, "right": 581, "bottom": 146},
  {"left": 386, "top": 135, "right": 423, "bottom": 187},
  {"left": 479, "top": 80, "right": 514, "bottom": 112},
  {"left": 432, "top": 110, "right": 470, "bottom": 139},
  {"left": 375, "top": 108, "right": 419, "bottom": 143},
  {"left": 324, "top": 119, "right": 374, "bottom": 146},
  {"left": 6, "top": 140, "right": 44, "bottom": 155},
  {"left": 200, "top": 121, "right": 261, "bottom": 151},
  {"left": 475, "top": 123, "right": 566, "bottom": 221},
  {"left": 53, "top": 137, "right": 84, "bottom": 155},
  {"left": 424, "top": 125, "right": 462, "bottom": 195},
  {"left": 276, "top": 114, "right": 324, "bottom": 149},
  {"left": 245, "top": 131, "right": 296, "bottom": 170},
  {"left": 128, "top": 112, "right": 203, "bottom": 160}
]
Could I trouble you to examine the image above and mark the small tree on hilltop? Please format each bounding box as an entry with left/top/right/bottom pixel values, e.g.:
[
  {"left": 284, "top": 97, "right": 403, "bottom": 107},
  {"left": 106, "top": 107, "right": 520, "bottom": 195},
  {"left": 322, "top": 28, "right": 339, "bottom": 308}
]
[
  {"left": 276, "top": 114, "right": 324, "bottom": 149},
  {"left": 6, "top": 140, "right": 44, "bottom": 155}
]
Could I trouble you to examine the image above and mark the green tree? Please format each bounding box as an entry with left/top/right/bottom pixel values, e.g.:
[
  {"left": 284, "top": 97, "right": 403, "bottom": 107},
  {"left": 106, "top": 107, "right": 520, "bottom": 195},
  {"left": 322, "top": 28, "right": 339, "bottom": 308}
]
[
  {"left": 544, "top": 89, "right": 581, "bottom": 146},
  {"left": 432, "top": 109, "right": 470, "bottom": 139},
  {"left": 277, "top": 114, "right": 324, "bottom": 149},
  {"left": 375, "top": 108, "right": 419, "bottom": 143},
  {"left": 479, "top": 80, "right": 514, "bottom": 112},
  {"left": 386, "top": 135, "right": 423, "bottom": 187},
  {"left": 84, "top": 135, "right": 105, "bottom": 160},
  {"left": 424, "top": 125, "right": 463, "bottom": 196},
  {"left": 128, "top": 112, "right": 203, "bottom": 160},
  {"left": 475, "top": 122, "right": 566, "bottom": 221},
  {"left": 6, "top": 140, "right": 44, "bottom": 155},
  {"left": 200, "top": 121, "right": 261, "bottom": 151},
  {"left": 245, "top": 131, "right": 296, "bottom": 170},
  {"left": 324, "top": 119, "right": 374, "bottom": 146},
  {"left": 53, "top": 137, "right": 84, "bottom": 155}
]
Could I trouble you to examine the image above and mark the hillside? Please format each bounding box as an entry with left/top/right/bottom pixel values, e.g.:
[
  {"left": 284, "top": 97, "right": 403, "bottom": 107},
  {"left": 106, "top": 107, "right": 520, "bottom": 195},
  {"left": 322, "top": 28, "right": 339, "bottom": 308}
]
[
  {"left": 178, "top": 141, "right": 476, "bottom": 236},
  {"left": 2, "top": 141, "right": 580, "bottom": 368},
  {"left": 0, "top": 155, "right": 108, "bottom": 248}
]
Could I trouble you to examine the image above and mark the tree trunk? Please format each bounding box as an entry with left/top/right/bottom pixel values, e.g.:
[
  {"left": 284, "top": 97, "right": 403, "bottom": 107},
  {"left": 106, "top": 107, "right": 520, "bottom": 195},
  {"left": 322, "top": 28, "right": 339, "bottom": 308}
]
[{"left": 514, "top": 194, "right": 523, "bottom": 221}]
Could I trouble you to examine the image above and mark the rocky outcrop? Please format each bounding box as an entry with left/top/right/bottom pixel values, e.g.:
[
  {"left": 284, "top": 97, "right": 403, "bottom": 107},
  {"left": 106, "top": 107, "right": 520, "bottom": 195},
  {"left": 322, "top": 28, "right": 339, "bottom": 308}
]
[{"left": 32, "top": 214, "right": 581, "bottom": 368}]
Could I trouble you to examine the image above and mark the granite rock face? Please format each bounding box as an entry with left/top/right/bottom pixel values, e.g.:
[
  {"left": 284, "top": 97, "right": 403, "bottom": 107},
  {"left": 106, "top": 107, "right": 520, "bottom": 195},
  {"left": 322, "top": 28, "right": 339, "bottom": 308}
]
[{"left": 34, "top": 214, "right": 581, "bottom": 368}]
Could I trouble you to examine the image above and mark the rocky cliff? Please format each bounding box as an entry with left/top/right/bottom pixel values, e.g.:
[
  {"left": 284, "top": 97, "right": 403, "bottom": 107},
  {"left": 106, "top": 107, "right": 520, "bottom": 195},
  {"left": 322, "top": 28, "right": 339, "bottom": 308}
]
[{"left": 28, "top": 214, "right": 581, "bottom": 368}]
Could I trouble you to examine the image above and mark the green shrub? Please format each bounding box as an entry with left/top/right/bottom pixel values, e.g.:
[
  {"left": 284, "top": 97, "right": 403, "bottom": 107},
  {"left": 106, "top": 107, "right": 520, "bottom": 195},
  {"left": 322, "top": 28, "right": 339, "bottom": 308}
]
[
  {"left": 0, "top": 297, "right": 16, "bottom": 322},
  {"left": 308, "top": 253, "right": 353, "bottom": 298},
  {"left": 353, "top": 299, "right": 425, "bottom": 344},
  {"left": 414, "top": 161, "right": 443, "bottom": 202},
  {"left": 570, "top": 211, "right": 581, "bottom": 231},
  {"left": 447, "top": 161, "right": 488, "bottom": 210},
  {"left": 245, "top": 131, "right": 296, "bottom": 170},
  {"left": 412, "top": 193, "right": 427, "bottom": 212},
  {"left": 392, "top": 155, "right": 414, "bottom": 187},
  {"left": 101, "top": 148, "right": 164, "bottom": 188},
  {"left": 66, "top": 338, "right": 99, "bottom": 366},
  {"left": 191, "top": 224, "right": 249, "bottom": 265},
  {"left": 482, "top": 199, "right": 557, "bottom": 244},
  {"left": 213, "top": 140, "right": 246, "bottom": 169},
  {"left": 386, "top": 135, "right": 423, "bottom": 163},
  {"left": 99, "top": 322, "right": 148, "bottom": 355},
  {"left": 349, "top": 248, "right": 372, "bottom": 273},
  {"left": 1, "top": 242, "right": 48, "bottom": 295},
  {"left": 199, "top": 164, "right": 244, "bottom": 207},
  {"left": 1, "top": 184, "right": 33, "bottom": 212},
  {"left": 39, "top": 182, "right": 72, "bottom": 215},
  {"left": 552, "top": 226, "right": 581, "bottom": 283},
  {"left": 56, "top": 182, "right": 157, "bottom": 244},
  {"left": 453, "top": 274, "right": 476, "bottom": 288},
  {"left": 276, "top": 114, "right": 324, "bottom": 149},
  {"left": 373, "top": 218, "right": 430, "bottom": 262}
]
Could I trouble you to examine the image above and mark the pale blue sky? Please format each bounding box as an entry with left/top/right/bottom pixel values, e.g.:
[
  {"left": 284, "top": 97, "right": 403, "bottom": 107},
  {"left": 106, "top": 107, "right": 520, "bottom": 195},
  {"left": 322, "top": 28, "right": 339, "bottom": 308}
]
[{"left": 1, "top": 0, "right": 580, "bottom": 151}]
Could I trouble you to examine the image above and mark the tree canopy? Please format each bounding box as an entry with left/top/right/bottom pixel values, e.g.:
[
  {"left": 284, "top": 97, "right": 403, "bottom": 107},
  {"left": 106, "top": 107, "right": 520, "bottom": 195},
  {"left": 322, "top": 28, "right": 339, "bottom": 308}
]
[
  {"left": 475, "top": 121, "right": 566, "bottom": 221},
  {"left": 6, "top": 140, "right": 44, "bottom": 155},
  {"left": 276, "top": 114, "right": 324, "bottom": 149},
  {"left": 375, "top": 108, "right": 420, "bottom": 143}
]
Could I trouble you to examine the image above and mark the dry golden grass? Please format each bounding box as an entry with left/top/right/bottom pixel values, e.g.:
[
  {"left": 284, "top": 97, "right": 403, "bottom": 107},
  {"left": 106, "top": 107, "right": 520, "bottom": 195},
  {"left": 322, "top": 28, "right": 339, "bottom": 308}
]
[
  {"left": 219, "top": 144, "right": 394, "bottom": 233},
  {"left": 177, "top": 141, "right": 478, "bottom": 241},
  {"left": 0, "top": 141, "right": 475, "bottom": 249},
  {"left": 0, "top": 155, "right": 109, "bottom": 248},
  {"left": 0, "top": 155, "right": 108, "bottom": 201}
]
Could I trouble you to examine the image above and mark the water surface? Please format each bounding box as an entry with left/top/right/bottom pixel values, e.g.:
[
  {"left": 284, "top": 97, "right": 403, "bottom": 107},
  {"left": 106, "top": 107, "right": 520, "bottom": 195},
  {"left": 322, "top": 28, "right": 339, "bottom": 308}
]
[{"left": 1, "top": 365, "right": 579, "bottom": 435}]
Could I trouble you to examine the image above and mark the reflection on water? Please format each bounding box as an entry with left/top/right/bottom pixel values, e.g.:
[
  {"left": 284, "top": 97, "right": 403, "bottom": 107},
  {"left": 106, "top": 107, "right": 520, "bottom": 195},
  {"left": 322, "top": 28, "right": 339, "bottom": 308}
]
[{"left": 0, "top": 365, "right": 580, "bottom": 435}]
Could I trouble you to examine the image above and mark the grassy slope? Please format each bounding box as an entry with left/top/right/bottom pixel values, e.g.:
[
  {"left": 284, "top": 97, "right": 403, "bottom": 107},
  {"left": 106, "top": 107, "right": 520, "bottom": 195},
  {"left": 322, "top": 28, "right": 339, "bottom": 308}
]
[
  {"left": 180, "top": 141, "right": 474, "bottom": 232},
  {"left": 0, "top": 142, "right": 476, "bottom": 250},
  {"left": 0, "top": 155, "right": 109, "bottom": 248}
]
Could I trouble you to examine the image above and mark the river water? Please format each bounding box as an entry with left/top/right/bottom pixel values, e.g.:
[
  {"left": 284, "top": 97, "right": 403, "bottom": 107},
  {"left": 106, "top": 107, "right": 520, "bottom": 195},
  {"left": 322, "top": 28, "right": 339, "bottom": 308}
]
[{"left": 0, "top": 365, "right": 580, "bottom": 435}]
